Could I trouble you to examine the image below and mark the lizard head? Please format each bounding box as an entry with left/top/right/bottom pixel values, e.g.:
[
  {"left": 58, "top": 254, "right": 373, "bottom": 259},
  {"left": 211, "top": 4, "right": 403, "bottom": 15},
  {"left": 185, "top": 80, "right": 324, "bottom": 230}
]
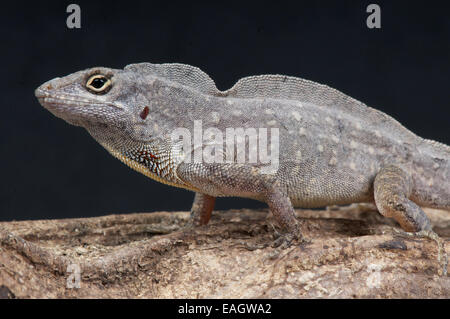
[
  {"left": 35, "top": 66, "right": 171, "bottom": 143},
  {"left": 35, "top": 64, "right": 213, "bottom": 149},
  {"left": 35, "top": 66, "right": 189, "bottom": 187},
  {"left": 35, "top": 67, "right": 133, "bottom": 129}
]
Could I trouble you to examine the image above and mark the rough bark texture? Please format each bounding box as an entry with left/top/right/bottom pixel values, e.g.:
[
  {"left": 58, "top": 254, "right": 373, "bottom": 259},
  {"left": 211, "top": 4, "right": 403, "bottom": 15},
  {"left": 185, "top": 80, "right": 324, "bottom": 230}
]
[{"left": 0, "top": 205, "right": 449, "bottom": 298}]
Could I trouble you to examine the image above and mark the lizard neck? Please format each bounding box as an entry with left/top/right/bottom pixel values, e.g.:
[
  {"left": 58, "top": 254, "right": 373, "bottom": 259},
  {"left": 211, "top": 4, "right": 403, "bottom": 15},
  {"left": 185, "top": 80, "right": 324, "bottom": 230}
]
[{"left": 85, "top": 125, "right": 191, "bottom": 190}]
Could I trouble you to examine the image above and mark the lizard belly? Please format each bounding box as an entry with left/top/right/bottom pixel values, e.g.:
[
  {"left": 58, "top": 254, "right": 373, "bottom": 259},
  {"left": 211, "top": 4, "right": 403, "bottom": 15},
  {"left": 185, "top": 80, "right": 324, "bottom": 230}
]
[{"left": 277, "top": 160, "right": 376, "bottom": 208}]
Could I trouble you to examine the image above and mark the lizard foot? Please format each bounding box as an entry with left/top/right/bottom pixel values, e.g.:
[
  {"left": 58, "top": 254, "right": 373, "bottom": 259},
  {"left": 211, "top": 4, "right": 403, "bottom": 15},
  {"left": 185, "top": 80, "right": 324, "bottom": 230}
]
[
  {"left": 271, "top": 232, "right": 296, "bottom": 249},
  {"left": 271, "top": 231, "right": 310, "bottom": 249},
  {"left": 181, "top": 218, "right": 196, "bottom": 231},
  {"left": 241, "top": 234, "right": 310, "bottom": 251},
  {"left": 393, "top": 228, "right": 448, "bottom": 276},
  {"left": 241, "top": 229, "right": 298, "bottom": 251}
]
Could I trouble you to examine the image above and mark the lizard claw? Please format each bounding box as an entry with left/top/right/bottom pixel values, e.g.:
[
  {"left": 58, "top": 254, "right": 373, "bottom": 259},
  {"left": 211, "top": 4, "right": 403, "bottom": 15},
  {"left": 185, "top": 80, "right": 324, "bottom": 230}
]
[
  {"left": 180, "top": 217, "right": 200, "bottom": 232},
  {"left": 271, "top": 233, "right": 295, "bottom": 249},
  {"left": 271, "top": 232, "right": 310, "bottom": 249}
]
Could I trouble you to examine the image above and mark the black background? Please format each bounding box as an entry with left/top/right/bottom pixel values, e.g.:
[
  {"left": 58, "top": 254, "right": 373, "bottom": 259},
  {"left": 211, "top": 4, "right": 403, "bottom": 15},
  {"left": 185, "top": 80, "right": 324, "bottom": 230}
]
[{"left": 1, "top": 1, "right": 449, "bottom": 221}]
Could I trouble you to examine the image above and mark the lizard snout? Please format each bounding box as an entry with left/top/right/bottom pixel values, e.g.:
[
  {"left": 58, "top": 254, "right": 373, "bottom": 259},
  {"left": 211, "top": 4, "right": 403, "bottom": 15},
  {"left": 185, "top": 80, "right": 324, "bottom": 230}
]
[{"left": 35, "top": 78, "right": 61, "bottom": 99}]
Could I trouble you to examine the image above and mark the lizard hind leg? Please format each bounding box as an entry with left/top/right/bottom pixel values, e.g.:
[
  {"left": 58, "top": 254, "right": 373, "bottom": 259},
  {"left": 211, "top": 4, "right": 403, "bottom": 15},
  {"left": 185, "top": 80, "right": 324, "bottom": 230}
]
[{"left": 374, "top": 165, "right": 448, "bottom": 275}]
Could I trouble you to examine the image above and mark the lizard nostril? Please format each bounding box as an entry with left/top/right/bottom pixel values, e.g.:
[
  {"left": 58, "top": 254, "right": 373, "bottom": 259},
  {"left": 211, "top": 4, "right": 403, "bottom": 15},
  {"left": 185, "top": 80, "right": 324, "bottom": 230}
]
[{"left": 46, "top": 84, "right": 53, "bottom": 90}]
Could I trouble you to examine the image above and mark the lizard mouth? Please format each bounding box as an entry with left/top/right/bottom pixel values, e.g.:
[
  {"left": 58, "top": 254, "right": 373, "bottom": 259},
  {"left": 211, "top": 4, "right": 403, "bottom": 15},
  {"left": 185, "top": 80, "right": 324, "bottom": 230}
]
[
  {"left": 35, "top": 86, "right": 123, "bottom": 111},
  {"left": 35, "top": 82, "right": 94, "bottom": 107},
  {"left": 35, "top": 83, "right": 125, "bottom": 129}
]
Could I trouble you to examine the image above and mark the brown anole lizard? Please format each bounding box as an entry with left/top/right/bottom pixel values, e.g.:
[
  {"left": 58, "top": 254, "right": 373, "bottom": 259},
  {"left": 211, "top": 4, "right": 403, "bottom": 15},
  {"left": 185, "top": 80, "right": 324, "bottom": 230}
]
[{"left": 35, "top": 63, "right": 449, "bottom": 275}]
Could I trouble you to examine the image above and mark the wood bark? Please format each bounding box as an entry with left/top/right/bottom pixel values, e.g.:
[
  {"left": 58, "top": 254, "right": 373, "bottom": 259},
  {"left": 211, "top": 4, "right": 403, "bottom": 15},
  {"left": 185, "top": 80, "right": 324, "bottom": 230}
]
[{"left": 0, "top": 205, "right": 448, "bottom": 298}]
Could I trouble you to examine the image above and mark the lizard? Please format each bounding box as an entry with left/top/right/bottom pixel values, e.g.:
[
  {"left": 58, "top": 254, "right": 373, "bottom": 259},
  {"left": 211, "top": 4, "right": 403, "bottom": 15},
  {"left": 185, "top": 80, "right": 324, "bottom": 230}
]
[{"left": 35, "top": 62, "right": 449, "bottom": 275}]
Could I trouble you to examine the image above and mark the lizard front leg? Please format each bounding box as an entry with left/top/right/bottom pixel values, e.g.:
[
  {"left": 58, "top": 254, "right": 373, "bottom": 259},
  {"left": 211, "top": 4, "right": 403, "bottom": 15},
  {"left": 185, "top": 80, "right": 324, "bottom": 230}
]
[
  {"left": 187, "top": 192, "right": 216, "bottom": 227},
  {"left": 374, "top": 164, "right": 448, "bottom": 275},
  {"left": 265, "top": 185, "right": 305, "bottom": 248},
  {"left": 177, "top": 163, "right": 305, "bottom": 248}
]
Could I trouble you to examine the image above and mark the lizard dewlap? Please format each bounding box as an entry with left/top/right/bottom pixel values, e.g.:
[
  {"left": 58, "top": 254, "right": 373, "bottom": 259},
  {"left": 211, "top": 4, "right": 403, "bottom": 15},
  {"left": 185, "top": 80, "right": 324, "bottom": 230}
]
[{"left": 35, "top": 62, "right": 449, "bottom": 275}]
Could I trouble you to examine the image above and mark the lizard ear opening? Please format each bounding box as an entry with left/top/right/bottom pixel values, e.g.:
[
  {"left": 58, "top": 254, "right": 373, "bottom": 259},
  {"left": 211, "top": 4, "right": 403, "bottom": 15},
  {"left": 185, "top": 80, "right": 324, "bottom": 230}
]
[
  {"left": 140, "top": 106, "right": 149, "bottom": 120},
  {"left": 86, "top": 74, "right": 112, "bottom": 94}
]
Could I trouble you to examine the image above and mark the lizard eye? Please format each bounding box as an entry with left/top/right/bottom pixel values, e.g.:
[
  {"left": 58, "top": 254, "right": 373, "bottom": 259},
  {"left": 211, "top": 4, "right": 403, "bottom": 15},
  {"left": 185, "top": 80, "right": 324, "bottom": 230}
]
[{"left": 86, "top": 74, "right": 112, "bottom": 94}]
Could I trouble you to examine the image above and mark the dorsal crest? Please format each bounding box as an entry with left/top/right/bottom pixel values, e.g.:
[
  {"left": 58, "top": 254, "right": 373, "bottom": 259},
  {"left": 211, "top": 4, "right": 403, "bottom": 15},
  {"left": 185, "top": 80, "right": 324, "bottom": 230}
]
[
  {"left": 125, "top": 63, "right": 365, "bottom": 111},
  {"left": 125, "top": 62, "right": 218, "bottom": 95}
]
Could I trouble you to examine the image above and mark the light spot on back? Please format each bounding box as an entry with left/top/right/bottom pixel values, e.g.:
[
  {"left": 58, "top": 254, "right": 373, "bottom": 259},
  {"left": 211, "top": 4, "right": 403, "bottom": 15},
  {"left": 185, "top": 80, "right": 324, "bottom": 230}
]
[
  {"left": 329, "top": 157, "right": 337, "bottom": 166},
  {"left": 299, "top": 127, "right": 307, "bottom": 136},
  {"left": 292, "top": 111, "right": 301, "bottom": 121},
  {"left": 232, "top": 109, "right": 242, "bottom": 116},
  {"left": 267, "top": 120, "right": 277, "bottom": 126},
  {"left": 296, "top": 150, "right": 302, "bottom": 160},
  {"left": 317, "top": 145, "right": 324, "bottom": 152},
  {"left": 265, "top": 109, "right": 274, "bottom": 115},
  {"left": 350, "top": 141, "right": 358, "bottom": 148}
]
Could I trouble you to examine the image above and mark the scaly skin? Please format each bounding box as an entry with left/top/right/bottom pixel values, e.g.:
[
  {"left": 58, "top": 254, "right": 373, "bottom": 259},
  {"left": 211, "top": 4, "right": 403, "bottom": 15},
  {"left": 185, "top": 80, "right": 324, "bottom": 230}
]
[{"left": 35, "top": 63, "right": 449, "bottom": 274}]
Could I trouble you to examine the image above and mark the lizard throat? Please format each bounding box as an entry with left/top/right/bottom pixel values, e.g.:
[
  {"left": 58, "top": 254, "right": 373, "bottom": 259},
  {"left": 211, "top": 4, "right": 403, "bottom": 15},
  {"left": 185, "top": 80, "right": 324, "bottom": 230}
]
[{"left": 100, "top": 142, "right": 193, "bottom": 190}]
